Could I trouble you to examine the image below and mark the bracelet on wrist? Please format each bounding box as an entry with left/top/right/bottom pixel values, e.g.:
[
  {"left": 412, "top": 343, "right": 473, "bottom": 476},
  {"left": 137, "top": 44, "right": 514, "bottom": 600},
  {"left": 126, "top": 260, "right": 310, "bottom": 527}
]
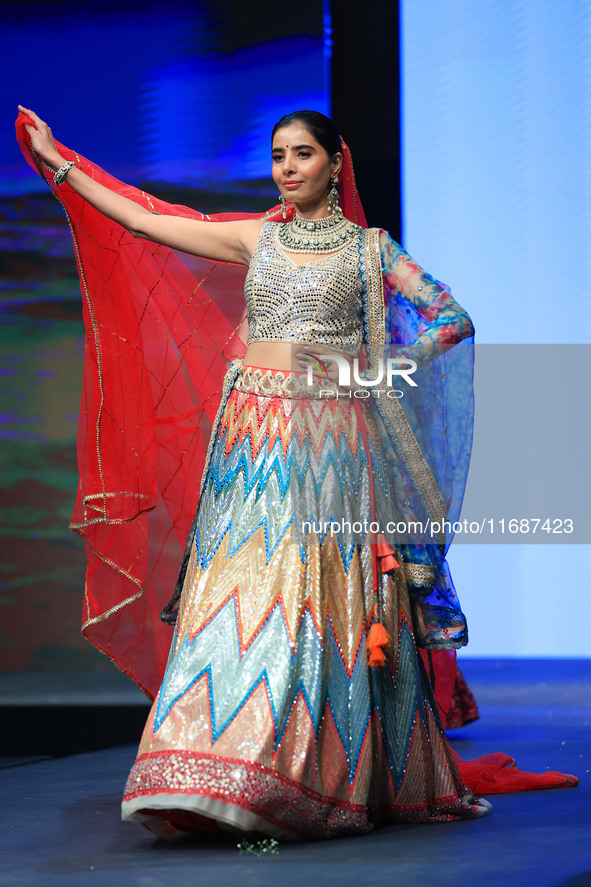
[{"left": 53, "top": 161, "right": 75, "bottom": 185}]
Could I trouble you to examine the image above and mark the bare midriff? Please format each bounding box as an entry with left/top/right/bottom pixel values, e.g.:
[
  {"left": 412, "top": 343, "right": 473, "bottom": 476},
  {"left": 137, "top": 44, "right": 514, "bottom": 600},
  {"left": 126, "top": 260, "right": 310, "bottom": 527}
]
[{"left": 243, "top": 341, "right": 356, "bottom": 373}]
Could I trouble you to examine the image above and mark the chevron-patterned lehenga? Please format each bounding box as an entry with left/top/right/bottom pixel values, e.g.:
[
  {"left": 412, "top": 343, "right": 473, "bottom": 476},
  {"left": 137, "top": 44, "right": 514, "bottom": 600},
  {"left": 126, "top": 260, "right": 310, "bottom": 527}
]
[{"left": 121, "top": 364, "right": 484, "bottom": 840}]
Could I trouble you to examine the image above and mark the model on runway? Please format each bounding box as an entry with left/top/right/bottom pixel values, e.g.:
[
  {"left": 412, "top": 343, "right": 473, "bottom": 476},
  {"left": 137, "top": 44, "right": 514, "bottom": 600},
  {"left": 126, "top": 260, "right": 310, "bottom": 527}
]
[{"left": 16, "top": 105, "right": 577, "bottom": 841}]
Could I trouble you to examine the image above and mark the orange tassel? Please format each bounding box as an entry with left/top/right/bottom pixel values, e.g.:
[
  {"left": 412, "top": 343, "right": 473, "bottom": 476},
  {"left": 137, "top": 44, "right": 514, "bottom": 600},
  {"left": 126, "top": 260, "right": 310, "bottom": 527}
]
[
  {"left": 367, "top": 621, "right": 390, "bottom": 668},
  {"left": 368, "top": 622, "right": 389, "bottom": 647},
  {"left": 379, "top": 552, "right": 399, "bottom": 572},
  {"left": 375, "top": 533, "right": 399, "bottom": 573},
  {"left": 368, "top": 646, "right": 386, "bottom": 667}
]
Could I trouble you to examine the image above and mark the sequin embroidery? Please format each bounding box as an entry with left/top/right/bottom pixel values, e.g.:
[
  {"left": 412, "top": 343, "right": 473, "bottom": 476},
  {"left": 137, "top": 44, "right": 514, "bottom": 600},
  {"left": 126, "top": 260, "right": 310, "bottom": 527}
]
[{"left": 244, "top": 222, "right": 363, "bottom": 356}]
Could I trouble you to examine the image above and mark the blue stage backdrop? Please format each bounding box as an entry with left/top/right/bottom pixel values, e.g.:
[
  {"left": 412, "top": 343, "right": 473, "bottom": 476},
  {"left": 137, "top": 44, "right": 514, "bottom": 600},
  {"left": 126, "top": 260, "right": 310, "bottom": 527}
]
[
  {"left": 401, "top": 0, "right": 591, "bottom": 657},
  {"left": 1, "top": 0, "right": 588, "bottom": 672},
  {"left": 1, "top": 2, "right": 328, "bottom": 198}
]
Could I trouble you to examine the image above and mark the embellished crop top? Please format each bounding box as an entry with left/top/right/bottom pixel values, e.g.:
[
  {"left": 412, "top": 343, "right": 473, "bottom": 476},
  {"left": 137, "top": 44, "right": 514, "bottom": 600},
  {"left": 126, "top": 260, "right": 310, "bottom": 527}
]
[{"left": 244, "top": 222, "right": 364, "bottom": 356}]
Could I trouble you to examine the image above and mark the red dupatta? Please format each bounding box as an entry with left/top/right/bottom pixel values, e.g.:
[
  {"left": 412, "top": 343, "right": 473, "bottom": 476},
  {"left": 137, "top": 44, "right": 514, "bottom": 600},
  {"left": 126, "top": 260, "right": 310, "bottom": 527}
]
[{"left": 15, "top": 113, "right": 365, "bottom": 699}]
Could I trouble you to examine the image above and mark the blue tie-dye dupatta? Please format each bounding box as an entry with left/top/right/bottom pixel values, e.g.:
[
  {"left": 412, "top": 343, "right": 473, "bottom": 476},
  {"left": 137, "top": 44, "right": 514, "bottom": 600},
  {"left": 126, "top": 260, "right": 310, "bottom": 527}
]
[{"left": 359, "top": 228, "right": 475, "bottom": 649}]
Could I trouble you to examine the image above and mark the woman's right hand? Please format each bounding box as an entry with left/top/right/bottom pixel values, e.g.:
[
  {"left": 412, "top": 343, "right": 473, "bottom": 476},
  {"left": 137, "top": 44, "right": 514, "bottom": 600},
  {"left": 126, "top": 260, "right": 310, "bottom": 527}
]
[{"left": 18, "top": 105, "right": 63, "bottom": 170}]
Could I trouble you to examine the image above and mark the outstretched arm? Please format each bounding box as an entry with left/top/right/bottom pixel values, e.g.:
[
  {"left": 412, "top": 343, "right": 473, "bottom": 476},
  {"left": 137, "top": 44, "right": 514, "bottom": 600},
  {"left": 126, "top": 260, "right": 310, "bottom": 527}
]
[{"left": 18, "top": 106, "right": 262, "bottom": 265}]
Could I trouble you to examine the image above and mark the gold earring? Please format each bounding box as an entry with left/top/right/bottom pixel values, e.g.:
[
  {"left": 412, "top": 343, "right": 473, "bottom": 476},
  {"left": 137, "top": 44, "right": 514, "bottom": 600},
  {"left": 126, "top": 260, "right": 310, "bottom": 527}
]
[
  {"left": 280, "top": 193, "right": 287, "bottom": 220},
  {"left": 327, "top": 176, "right": 340, "bottom": 215}
]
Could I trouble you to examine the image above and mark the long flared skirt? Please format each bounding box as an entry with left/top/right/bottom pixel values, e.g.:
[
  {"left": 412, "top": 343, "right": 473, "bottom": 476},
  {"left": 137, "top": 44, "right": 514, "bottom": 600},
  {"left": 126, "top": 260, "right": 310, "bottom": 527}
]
[{"left": 121, "top": 365, "right": 485, "bottom": 840}]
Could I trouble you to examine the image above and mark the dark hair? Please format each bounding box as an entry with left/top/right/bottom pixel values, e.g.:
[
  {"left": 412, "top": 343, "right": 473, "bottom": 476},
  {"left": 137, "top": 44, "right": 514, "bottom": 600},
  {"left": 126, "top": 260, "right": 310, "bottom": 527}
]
[{"left": 272, "top": 110, "right": 341, "bottom": 157}]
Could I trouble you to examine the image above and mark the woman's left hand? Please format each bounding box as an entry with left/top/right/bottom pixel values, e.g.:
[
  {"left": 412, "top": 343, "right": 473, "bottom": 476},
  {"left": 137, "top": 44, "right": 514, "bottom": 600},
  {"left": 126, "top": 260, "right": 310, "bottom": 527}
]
[{"left": 295, "top": 345, "right": 359, "bottom": 391}]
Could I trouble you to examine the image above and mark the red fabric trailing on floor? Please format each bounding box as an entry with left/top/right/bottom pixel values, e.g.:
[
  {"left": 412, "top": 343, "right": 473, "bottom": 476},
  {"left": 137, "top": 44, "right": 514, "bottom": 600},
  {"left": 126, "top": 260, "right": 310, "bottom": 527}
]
[
  {"left": 452, "top": 751, "right": 579, "bottom": 794},
  {"left": 423, "top": 651, "right": 578, "bottom": 793}
]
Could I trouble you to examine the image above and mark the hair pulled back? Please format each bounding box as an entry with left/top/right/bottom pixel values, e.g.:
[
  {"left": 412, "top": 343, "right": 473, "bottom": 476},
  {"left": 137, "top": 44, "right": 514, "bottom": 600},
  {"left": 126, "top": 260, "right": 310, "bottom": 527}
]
[{"left": 272, "top": 110, "right": 341, "bottom": 157}]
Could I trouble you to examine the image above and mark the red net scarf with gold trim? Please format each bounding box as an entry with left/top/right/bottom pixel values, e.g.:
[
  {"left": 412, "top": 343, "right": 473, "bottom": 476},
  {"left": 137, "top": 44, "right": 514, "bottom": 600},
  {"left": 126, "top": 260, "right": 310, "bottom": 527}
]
[{"left": 15, "top": 113, "right": 365, "bottom": 699}]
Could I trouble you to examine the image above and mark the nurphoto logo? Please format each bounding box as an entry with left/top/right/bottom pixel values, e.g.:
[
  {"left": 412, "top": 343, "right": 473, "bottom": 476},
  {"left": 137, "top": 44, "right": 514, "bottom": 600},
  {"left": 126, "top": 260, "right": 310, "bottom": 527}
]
[{"left": 306, "top": 355, "right": 418, "bottom": 399}]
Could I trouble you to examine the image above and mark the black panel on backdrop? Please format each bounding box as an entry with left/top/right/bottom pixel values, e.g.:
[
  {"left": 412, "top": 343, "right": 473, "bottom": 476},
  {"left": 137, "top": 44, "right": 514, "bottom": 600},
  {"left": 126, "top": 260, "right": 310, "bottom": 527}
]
[{"left": 330, "top": 0, "right": 401, "bottom": 239}]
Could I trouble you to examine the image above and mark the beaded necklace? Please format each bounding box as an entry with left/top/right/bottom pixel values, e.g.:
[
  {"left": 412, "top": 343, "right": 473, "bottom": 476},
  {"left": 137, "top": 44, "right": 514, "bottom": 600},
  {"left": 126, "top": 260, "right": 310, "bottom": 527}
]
[{"left": 277, "top": 210, "right": 361, "bottom": 254}]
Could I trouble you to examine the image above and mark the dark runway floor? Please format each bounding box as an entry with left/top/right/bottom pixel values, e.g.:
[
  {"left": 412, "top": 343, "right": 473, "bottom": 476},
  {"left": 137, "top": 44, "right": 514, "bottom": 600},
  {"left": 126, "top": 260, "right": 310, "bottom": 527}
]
[{"left": 2, "top": 659, "right": 590, "bottom": 887}]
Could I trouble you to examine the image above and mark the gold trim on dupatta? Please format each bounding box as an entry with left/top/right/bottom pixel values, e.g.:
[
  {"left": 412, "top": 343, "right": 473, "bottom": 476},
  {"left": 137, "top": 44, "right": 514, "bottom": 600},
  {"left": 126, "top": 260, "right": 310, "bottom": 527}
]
[{"left": 361, "top": 228, "right": 447, "bottom": 530}]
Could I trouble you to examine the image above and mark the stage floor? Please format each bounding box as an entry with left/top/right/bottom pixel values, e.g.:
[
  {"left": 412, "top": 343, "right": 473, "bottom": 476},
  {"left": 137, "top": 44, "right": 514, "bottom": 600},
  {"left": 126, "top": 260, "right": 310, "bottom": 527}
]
[{"left": 1, "top": 659, "right": 590, "bottom": 887}]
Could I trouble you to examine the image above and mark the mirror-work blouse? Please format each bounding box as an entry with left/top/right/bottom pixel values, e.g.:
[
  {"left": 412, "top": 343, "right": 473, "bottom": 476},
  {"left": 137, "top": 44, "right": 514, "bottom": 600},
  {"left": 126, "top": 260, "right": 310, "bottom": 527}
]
[{"left": 244, "top": 222, "right": 364, "bottom": 357}]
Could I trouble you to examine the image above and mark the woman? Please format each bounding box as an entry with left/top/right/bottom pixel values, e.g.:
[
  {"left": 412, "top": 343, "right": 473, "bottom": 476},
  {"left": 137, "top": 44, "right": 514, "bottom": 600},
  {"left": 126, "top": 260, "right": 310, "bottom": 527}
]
[{"left": 16, "top": 106, "right": 576, "bottom": 840}]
